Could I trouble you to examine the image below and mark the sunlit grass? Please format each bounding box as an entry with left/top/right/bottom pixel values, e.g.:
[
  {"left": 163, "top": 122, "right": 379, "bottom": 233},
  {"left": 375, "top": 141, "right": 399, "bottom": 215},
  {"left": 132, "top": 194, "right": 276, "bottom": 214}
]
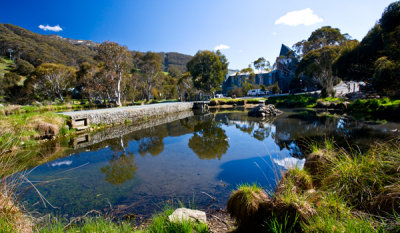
[{"left": 146, "top": 206, "right": 209, "bottom": 233}]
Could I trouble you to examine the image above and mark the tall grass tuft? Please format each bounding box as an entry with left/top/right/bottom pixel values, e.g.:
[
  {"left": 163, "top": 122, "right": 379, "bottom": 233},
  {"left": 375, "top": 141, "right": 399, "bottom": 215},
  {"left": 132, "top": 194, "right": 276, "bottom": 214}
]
[
  {"left": 0, "top": 133, "right": 33, "bottom": 232},
  {"left": 313, "top": 140, "right": 400, "bottom": 214}
]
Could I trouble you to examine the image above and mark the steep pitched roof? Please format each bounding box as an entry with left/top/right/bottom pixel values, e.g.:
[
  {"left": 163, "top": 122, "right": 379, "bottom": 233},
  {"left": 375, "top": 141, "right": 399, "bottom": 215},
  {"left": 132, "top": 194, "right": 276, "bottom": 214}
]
[{"left": 279, "top": 44, "right": 291, "bottom": 57}]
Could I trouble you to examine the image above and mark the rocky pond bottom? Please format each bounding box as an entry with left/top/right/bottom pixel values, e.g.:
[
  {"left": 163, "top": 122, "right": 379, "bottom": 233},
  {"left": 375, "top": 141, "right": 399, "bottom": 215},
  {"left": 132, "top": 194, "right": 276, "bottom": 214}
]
[{"left": 18, "top": 109, "right": 400, "bottom": 220}]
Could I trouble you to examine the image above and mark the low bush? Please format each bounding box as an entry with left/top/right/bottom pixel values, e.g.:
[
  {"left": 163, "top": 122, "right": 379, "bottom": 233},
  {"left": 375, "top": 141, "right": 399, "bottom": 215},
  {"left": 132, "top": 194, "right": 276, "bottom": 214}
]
[{"left": 265, "top": 95, "right": 318, "bottom": 108}]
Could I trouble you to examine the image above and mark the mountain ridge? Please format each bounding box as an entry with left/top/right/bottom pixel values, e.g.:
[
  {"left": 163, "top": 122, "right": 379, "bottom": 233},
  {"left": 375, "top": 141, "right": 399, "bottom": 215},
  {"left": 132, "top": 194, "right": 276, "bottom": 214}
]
[{"left": 0, "top": 23, "right": 192, "bottom": 72}]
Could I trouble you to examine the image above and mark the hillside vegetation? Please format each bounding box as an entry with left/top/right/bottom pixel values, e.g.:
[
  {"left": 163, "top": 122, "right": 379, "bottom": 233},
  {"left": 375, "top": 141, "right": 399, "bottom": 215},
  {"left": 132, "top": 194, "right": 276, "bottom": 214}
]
[
  {"left": 0, "top": 23, "right": 191, "bottom": 72},
  {"left": 0, "top": 23, "right": 97, "bottom": 67}
]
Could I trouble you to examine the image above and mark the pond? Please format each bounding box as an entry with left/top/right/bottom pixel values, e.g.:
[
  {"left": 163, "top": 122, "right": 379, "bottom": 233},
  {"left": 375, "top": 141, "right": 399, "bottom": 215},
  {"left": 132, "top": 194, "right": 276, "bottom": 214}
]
[{"left": 18, "top": 108, "right": 400, "bottom": 219}]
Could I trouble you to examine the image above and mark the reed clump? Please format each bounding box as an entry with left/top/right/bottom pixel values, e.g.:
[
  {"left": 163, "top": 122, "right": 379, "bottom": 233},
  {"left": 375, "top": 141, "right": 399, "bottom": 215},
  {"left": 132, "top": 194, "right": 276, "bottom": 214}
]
[
  {"left": 228, "top": 139, "right": 400, "bottom": 232},
  {"left": 0, "top": 133, "right": 33, "bottom": 233}
]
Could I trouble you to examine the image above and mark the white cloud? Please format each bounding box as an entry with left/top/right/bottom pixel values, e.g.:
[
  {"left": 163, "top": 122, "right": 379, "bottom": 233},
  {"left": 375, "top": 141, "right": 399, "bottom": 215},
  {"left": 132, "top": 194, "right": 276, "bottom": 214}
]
[
  {"left": 275, "top": 8, "right": 323, "bottom": 26},
  {"left": 273, "top": 157, "right": 305, "bottom": 170},
  {"left": 51, "top": 160, "right": 72, "bottom": 167},
  {"left": 214, "top": 44, "right": 230, "bottom": 51},
  {"left": 38, "top": 24, "right": 63, "bottom": 32}
]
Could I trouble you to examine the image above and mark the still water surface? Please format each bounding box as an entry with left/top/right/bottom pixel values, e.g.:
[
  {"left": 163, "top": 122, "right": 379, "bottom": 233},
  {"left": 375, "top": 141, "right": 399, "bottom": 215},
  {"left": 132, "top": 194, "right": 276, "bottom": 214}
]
[{"left": 20, "top": 108, "right": 399, "bottom": 218}]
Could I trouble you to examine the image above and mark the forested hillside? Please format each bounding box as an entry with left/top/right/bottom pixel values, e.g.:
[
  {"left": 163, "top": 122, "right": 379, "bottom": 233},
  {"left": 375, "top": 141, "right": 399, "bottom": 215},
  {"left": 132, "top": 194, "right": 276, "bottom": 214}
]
[
  {"left": 0, "top": 23, "right": 191, "bottom": 72},
  {"left": 0, "top": 23, "right": 97, "bottom": 66},
  {"left": 159, "top": 52, "right": 192, "bottom": 72}
]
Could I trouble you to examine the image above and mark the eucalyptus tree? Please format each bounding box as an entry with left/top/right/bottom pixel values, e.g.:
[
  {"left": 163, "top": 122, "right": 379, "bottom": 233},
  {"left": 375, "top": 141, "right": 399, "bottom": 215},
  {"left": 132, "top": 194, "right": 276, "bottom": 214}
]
[
  {"left": 97, "top": 41, "right": 132, "bottom": 106},
  {"left": 33, "top": 63, "right": 75, "bottom": 102},
  {"left": 253, "top": 57, "right": 271, "bottom": 72},
  {"left": 136, "top": 52, "right": 163, "bottom": 101},
  {"left": 295, "top": 26, "right": 349, "bottom": 96}
]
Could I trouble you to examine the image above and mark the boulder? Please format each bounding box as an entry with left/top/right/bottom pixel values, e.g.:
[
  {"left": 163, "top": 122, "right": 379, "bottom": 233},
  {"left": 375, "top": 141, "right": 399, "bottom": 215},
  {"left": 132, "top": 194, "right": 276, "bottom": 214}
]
[
  {"left": 168, "top": 208, "right": 207, "bottom": 224},
  {"left": 248, "top": 104, "right": 282, "bottom": 118}
]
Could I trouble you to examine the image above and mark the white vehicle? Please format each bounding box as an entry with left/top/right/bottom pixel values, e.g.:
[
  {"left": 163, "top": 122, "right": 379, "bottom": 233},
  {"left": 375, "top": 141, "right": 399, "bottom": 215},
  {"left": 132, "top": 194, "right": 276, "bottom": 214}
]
[
  {"left": 215, "top": 94, "right": 224, "bottom": 98},
  {"left": 247, "top": 89, "right": 267, "bottom": 96}
]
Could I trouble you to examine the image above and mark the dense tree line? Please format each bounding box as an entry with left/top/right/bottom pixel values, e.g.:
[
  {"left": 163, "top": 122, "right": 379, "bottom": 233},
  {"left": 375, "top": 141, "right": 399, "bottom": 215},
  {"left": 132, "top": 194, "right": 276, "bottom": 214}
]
[
  {"left": 333, "top": 1, "right": 400, "bottom": 97},
  {"left": 294, "top": 1, "right": 400, "bottom": 98},
  {"left": 1, "top": 39, "right": 230, "bottom": 105}
]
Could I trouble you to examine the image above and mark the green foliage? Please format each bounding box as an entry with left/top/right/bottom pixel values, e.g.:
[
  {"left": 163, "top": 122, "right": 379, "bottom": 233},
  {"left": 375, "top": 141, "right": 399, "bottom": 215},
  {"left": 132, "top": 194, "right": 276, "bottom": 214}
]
[
  {"left": 235, "top": 183, "right": 263, "bottom": 200},
  {"left": 97, "top": 41, "right": 132, "bottom": 106},
  {"left": 187, "top": 50, "right": 228, "bottom": 95},
  {"left": 0, "top": 216, "right": 16, "bottom": 233},
  {"left": 302, "top": 210, "right": 378, "bottom": 233},
  {"left": 380, "top": 1, "right": 400, "bottom": 33},
  {"left": 347, "top": 98, "right": 400, "bottom": 119},
  {"left": 266, "top": 213, "right": 298, "bottom": 233},
  {"left": 188, "top": 120, "right": 228, "bottom": 160},
  {"left": 308, "top": 139, "right": 400, "bottom": 217},
  {"left": 268, "top": 82, "right": 280, "bottom": 94},
  {"left": 294, "top": 26, "right": 348, "bottom": 56},
  {"left": 297, "top": 46, "right": 341, "bottom": 96},
  {"left": 333, "top": 1, "right": 400, "bottom": 97},
  {"left": 209, "top": 97, "right": 261, "bottom": 106},
  {"left": 265, "top": 94, "right": 318, "bottom": 108},
  {"left": 15, "top": 59, "right": 34, "bottom": 76},
  {"left": 373, "top": 56, "right": 400, "bottom": 96},
  {"left": 36, "top": 217, "right": 136, "bottom": 233},
  {"left": 32, "top": 63, "right": 76, "bottom": 102}
]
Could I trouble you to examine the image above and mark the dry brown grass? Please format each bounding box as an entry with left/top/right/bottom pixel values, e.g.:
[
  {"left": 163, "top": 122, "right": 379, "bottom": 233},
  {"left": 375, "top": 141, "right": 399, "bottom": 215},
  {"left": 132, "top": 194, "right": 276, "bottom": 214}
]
[
  {"left": 33, "top": 121, "right": 60, "bottom": 139},
  {"left": 371, "top": 183, "right": 400, "bottom": 215},
  {"left": 0, "top": 134, "right": 33, "bottom": 233},
  {"left": 0, "top": 184, "right": 33, "bottom": 233},
  {"left": 4, "top": 105, "right": 21, "bottom": 116}
]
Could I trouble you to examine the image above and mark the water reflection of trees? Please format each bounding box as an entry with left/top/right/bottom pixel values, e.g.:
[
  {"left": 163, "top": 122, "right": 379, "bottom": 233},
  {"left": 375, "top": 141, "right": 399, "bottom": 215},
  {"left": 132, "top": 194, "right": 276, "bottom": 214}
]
[
  {"left": 184, "top": 115, "right": 229, "bottom": 160},
  {"left": 134, "top": 126, "right": 168, "bottom": 157},
  {"left": 101, "top": 153, "right": 137, "bottom": 185},
  {"left": 101, "top": 137, "right": 138, "bottom": 185},
  {"left": 217, "top": 113, "right": 274, "bottom": 142}
]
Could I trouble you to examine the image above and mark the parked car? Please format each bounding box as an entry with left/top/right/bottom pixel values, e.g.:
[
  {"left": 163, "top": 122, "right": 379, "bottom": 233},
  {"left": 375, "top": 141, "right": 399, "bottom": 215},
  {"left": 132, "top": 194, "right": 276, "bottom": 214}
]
[{"left": 247, "top": 89, "right": 267, "bottom": 96}]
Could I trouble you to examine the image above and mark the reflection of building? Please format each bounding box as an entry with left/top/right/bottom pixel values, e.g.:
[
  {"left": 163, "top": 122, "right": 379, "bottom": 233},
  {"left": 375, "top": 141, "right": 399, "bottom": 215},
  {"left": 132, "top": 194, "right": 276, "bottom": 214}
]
[{"left": 222, "top": 44, "right": 298, "bottom": 94}]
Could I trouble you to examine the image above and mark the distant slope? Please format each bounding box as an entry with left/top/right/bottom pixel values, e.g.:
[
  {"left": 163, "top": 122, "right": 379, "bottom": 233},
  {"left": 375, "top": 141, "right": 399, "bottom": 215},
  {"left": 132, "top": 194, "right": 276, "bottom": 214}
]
[
  {"left": 159, "top": 52, "right": 192, "bottom": 72},
  {"left": 0, "top": 23, "right": 97, "bottom": 66},
  {"left": 0, "top": 23, "right": 192, "bottom": 72}
]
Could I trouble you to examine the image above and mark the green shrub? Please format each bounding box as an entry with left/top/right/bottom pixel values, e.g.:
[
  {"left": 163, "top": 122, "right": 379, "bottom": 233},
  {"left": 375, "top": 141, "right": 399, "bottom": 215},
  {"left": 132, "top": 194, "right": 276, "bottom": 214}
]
[{"left": 265, "top": 95, "right": 318, "bottom": 108}]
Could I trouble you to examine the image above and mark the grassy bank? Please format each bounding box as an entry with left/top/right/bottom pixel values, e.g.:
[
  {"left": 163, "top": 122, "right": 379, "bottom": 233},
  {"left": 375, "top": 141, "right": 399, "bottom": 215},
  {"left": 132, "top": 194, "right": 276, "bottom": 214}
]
[
  {"left": 0, "top": 111, "right": 72, "bottom": 148},
  {"left": 227, "top": 139, "right": 400, "bottom": 232},
  {"left": 209, "top": 98, "right": 265, "bottom": 107},
  {"left": 212, "top": 95, "right": 400, "bottom": 120}
]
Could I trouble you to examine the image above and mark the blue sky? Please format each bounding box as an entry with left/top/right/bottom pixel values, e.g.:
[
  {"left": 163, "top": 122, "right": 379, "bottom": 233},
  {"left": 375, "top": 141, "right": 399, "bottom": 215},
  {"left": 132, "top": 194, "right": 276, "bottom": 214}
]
[{"left": 0, "top": 0, "right": 394, "bottom": 69}]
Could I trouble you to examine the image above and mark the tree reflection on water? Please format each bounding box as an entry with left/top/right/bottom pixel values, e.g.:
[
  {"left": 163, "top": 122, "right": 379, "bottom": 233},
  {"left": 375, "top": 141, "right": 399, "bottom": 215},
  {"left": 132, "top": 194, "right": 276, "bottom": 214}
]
[
  {"left": 101, "top": 137, "right": 138, "bottom": 185},
  {"left": 188, "top": 120, "right": 229, "bottom": 160}
]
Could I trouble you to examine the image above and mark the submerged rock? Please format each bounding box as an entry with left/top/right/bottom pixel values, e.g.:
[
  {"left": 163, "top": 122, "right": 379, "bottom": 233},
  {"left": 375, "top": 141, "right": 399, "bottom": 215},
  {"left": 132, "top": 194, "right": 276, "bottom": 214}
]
[
  {"left": 168, "top": 208, "right": 207, "bottom": 224},
  {"left": 248, "top": 104, "right": 282, "bottom": 118}
]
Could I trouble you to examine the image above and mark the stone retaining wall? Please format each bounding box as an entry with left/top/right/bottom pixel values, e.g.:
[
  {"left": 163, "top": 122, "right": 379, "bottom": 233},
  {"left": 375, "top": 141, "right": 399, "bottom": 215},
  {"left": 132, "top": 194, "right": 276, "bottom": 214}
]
[
  {"left": 61, "top": 102, "right": 194, "bottom": 126},
  {"left": 71, "top": 110, "right": 194, "bottom": 149}
]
